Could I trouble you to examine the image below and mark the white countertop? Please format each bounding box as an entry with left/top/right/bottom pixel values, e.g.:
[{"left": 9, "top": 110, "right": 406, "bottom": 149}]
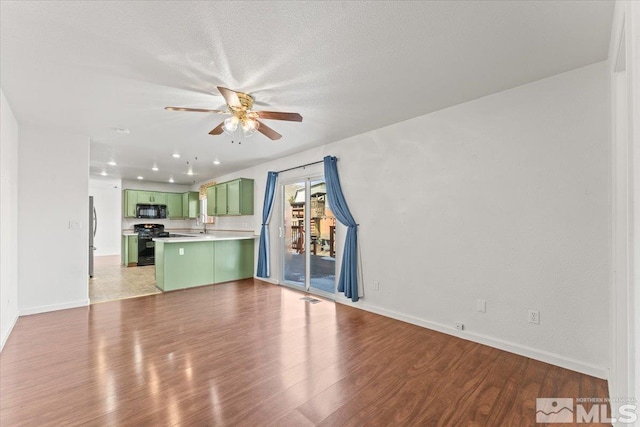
[{"left": 152, "top": 232, "right": 257, "bottom": 243}]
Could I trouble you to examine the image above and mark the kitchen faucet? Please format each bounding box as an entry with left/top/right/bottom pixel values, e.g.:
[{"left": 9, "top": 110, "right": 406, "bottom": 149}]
[{"left": 196, "top": 212, "right": 208, "bottom": 233}]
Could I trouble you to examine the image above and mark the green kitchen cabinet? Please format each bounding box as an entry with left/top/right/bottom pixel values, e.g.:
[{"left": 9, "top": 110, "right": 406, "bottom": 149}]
[
  {"left": 135, "top": 191, "right": 153, "bottom": 204},
  {"left": 226, "top": 178, "right": 253, "bottom": 215},
  {"left": 215, "top": 183, "right": 228, "bottom": 215},
  {"left": 214, "top": 239, "right": 254, "bottom": 283},
  {"left": 207, "top": 178, "right": 254, "bottom": 216},
  {"left": 136, "top": 191, "right": 166, "bottom": 205},
  {"left": 206, "top": 185, "right": 216, "bottom": 216},
  {"left": 155, "top": 241, "right": 215, "bottom": 291},
  {"left": 121, "top": 235, "right": 138, "bottom": 266},
  {"left": 155, "top": 238, "right": 255, "bottom": 291},
  {"left": 167, "top": 193, "right": 183, "bottom": 219},
  {"left": 182, "top": 192, "right": 200, "bottom": 218},
  {"left": 124, "top": 190, "right": 137, "bottom": 218}
]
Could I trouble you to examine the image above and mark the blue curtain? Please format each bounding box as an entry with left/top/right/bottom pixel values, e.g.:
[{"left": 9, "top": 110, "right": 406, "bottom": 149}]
[
  {"left": 256, "top": 171, "right": 278, "bottom": 278},
  {"left": 323, "top": 156, "right": 359, "bottom": 302}
]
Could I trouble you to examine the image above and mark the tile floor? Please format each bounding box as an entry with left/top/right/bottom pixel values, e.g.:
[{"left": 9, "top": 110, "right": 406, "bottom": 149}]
[{"left": 89, "top": 256, "right": 161, "bottom": 304}]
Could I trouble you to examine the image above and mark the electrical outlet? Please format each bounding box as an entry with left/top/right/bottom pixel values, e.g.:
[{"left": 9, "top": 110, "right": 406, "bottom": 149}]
[
  {"left": 455, "top": 322, "right": 464, "bottom": 331},
  {"left": 528, "top": 310, "right": 540, "bottom": 324},
  {"left": 373, "top": 280, "right": 380, "bottom": 290},
  {"left": 179, "top": 248, "right": 184, "bottom": 255},
  {"left": 477, "top": 299, "right": 486, "bottom": 313}
]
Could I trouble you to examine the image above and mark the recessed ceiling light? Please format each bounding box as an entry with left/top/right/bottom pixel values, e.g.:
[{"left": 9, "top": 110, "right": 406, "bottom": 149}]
[
  {"left": 169, "top": 178, "right": 174, "bottom": 183},
  {"left": 137, "top": 176, "right": 144, "bottom": 180},
  {"left": 172, "top": 153, "right": 181, "bottom": 158},
  {"left": 100, "top": 171, "right": 108, "bottom": 176},
  {"left": 152, "top": 166, "right": 159, "bottom": 171},
  {"left": 213, "top": 160, "right": 221, "bottom": 165},
  {"left": 107, "top": 160, "right": 117, "bottom": 166},
  {"left": 114, "top": 128, "right": 130, "bottom": 134}
]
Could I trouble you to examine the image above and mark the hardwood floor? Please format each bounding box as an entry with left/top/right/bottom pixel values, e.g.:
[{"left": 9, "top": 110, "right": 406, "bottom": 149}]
[{"left": 1, "top": 279, "right": 608, "bottom": 426}]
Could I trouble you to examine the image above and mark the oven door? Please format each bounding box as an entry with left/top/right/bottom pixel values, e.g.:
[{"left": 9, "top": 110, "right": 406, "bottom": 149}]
[{"left": 137, "top": 236, "right": 155, "bottom": 266}]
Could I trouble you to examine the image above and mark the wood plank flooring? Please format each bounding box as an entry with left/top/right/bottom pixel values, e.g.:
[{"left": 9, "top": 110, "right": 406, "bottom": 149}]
[{"left": 1, "top": 279, "right": 609, "bottom": 426}]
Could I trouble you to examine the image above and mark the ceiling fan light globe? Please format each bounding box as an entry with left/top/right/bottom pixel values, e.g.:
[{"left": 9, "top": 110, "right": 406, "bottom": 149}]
[
  {"left": 242, "top": 119, "right": 259, "bottom": 131},
  {"left": 242, "top": 128, "right": 257, "bottom": 137},
  {"left": 223, "top": 116, "right": 239, "bottom": 134},
  {"left": 241, "top": 119, "right": 259, "bottom": 137}
]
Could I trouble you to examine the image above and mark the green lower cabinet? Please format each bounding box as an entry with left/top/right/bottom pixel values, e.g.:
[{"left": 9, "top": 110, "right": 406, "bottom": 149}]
[
  {"left": 167, "top": 193, "right": 182, "bottom": 219},
  {"left": 214, "top": 239, "right": 255, "bottom": 283},
  {"left": 156, "top": 241, "right": 215, "bottom": 291},
  {"left": 121, "top": 235, "right": 138, "bottom": 266},
  {"left": 155, "top": 239, "right": 255, "bottom": 291}
]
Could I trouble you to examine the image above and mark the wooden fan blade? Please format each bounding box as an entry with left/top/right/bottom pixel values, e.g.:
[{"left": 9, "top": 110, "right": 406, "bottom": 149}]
[
  {"left": 217, "top": 86, "right": 241, "bottom": 109},
  {"left": 165, "top": 106, "right": 228, "bottom": 114},
  {"left": 255, "top": 111, "right": 303, "bottom": 122},
  {"left": 209, "top": 122, "right": 225, "bottom": 135},
  {"left": 256, "top": 121, "right": 282, "bottom": 140}
]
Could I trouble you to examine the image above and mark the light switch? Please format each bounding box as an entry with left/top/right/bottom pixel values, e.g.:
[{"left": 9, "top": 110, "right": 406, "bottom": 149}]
[{"left": 179, "top": 248, "right": 184, "bottom": 255}]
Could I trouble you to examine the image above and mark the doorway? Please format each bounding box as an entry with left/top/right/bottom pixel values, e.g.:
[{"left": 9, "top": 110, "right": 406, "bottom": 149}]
[{"left": 282, "top": 177, "right": 336, "bottom": 298}]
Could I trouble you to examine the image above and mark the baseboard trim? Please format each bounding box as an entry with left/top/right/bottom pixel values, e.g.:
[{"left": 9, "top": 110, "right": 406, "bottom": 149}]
[
  {"left": 20, "top": 299, "right": 90, "bottom": 316},
  {"left": 254, "top": 276, "right": 280, "bottom": 285},
  {"left": 0, "top": 311, "right": 19, "bottom": 352},
  {"left": 335, "top": 297, "right": 608, "bottom": 379}
]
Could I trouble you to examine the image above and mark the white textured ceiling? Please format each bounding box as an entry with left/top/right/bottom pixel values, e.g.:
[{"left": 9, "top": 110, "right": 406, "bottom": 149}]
[{"left": 1, "top": 1, "right": 613, "bottom": 184}]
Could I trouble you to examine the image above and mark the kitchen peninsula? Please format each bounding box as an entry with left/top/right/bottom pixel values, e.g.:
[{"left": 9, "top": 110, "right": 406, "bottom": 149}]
[{"left": 153, "top": 232, "right": 256, "bottom": 291}]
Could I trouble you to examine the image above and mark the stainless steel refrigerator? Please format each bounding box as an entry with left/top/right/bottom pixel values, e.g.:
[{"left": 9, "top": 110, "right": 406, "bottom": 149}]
[{"left": 89, "top": 196, "right": 97, "bottom": 277}]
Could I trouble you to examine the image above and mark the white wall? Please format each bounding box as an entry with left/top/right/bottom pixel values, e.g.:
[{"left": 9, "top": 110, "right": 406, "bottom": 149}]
[
  {"left": 121, "top": 179, "right": 196, "bottom": 231},
  {"left": 89, "top": 177, "right": 122, "bottom": 256},
  {"left": 609, "top": 1, "right": 640, "bottom": 420},
  {"left": 201, "top": 61, "right": 610, "bottom": 378},
  {"left": 0, "top": 89, "right": 19, "bottom": 351},
  {"left": 18, "top": 127, "right": 89, "bottom": 315}
]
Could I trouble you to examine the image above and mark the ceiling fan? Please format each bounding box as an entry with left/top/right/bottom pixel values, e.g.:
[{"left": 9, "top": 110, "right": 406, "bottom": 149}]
[{"left": 165, "top": 86, "right": 302, "bottom": 140}]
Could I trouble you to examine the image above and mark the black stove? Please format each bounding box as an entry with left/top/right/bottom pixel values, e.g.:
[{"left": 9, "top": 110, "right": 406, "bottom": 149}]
[{"left": 134, "top": 224, "right": 164, "bottom": 266}]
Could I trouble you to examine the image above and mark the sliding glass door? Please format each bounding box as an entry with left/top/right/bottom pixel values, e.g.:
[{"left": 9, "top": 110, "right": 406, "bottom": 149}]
[
  {"left": 282, "top": 177, "right": 336, "bottom": 298},
  {"left": 283, "top": 181, "right": 306, "bottom": 288}
]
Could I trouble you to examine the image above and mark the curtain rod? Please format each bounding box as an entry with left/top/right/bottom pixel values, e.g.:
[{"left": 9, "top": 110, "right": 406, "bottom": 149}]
[{"left": 276, "top": 159, "right": 325, "bottom": 174}]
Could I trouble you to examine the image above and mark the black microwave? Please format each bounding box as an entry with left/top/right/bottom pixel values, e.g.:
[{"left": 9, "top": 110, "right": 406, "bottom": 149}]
[{"left": 136, "top": 204, "right": 167, "bottom": 219}]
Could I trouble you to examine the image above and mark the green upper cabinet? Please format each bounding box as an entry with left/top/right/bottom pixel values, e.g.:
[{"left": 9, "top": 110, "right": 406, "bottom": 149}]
[
  {"left": 227, "top": 178, "right": 253, "bottom": 215},
  {"left": 137, "top": 191, "right": 166, "bottom": 205},
  {"left": 182, "top": 192, "right": 200, "bottom": 219},
  {"left": 205, "top": 178, "right": 253, "bottom": 216},
  {"left": 153, "top": 192, "right": 167, "bottom": 204},
  {"left": 167, "top": 193, "right": 182, "bottom": 219},
  {"left": 124, "top": 190, "right": 137, "bottom": 217},
  {"left": 124, "top": 189, "right": 192, "bottom": 218},
  {"left": 136, "top": 191, "right": 153, "bottom": 204},
  {"left": 206, "top": 185, "right": 216, "bottom": 216},
  {"left": 215, "top": 183, "right": 228, "bottom": 215}
]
